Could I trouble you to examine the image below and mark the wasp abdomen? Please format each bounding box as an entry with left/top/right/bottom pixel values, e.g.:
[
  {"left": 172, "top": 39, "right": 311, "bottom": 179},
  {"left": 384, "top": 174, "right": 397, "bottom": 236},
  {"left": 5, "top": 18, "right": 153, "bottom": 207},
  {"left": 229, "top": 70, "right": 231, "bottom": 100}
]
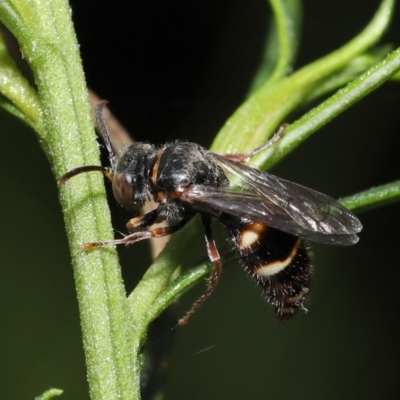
[{"left": 219, "top": 213, "right": 312, "bottom": 321}]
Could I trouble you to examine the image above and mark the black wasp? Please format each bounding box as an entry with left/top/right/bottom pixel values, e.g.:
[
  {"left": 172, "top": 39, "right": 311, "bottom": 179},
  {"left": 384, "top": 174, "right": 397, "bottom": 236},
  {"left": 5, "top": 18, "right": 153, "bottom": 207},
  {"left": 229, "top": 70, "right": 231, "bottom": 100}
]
[{"left": 60, "top": 102, "right": 362, "bottom": 324}]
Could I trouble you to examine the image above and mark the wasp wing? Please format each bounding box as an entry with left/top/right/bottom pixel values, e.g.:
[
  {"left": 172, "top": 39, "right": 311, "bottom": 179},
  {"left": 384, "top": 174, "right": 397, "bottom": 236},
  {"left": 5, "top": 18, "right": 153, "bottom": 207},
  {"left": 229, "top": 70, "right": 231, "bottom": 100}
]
[{"left": 182, "top": 154, "right": 362, "bottom": 245}]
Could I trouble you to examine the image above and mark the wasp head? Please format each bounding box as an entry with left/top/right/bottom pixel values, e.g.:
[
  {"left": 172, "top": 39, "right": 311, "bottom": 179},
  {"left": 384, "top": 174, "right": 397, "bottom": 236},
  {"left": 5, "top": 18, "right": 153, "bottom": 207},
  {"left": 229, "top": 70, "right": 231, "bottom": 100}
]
[
  {"left": 59, "top": 102, "right": 155, "bottom": 211},
  {"left": 111, "top": 143, "right": 155, "bottom": 208}
]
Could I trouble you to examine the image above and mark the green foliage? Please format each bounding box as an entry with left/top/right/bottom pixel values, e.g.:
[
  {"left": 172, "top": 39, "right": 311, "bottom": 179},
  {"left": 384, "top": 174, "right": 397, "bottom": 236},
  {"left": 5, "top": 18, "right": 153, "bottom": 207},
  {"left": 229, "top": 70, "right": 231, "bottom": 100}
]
[
  {"left": 0, "top": 0, "right": 399, "bottom": 398},
  {"left": 35, "top": 388, "right": 63, "bottom": 400}
]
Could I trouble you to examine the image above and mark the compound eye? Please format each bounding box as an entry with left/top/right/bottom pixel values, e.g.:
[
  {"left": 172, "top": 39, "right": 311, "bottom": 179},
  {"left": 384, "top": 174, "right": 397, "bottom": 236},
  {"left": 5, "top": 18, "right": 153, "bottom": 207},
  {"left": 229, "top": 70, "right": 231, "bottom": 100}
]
[{"left": 112, "top": 172, "right": 135, "bottom": 208}]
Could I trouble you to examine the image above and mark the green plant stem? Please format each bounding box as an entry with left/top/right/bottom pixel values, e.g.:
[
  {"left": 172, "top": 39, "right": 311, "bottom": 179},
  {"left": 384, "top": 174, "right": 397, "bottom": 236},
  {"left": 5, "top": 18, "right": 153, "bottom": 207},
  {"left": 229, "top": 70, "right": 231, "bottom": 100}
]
[{"left": 0, "top": 0, "right": 138, "bottom": 398}]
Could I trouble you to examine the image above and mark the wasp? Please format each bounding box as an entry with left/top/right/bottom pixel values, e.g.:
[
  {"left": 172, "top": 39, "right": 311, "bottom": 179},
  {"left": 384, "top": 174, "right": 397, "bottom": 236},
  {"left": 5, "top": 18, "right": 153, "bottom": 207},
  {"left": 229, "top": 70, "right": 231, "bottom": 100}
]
[{"left": 60, "top": 102, "right": 362, "bottom": 324}]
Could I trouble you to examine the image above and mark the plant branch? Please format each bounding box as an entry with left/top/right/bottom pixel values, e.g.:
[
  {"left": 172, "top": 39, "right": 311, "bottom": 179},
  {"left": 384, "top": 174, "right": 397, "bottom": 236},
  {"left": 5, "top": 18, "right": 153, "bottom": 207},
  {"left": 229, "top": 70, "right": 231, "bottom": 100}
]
[
  {"left": 0, "top": 0, "right": 138, "bottom": 398},
  {"left": 211, "top": 0, "right": 395, "bottom": 154}
]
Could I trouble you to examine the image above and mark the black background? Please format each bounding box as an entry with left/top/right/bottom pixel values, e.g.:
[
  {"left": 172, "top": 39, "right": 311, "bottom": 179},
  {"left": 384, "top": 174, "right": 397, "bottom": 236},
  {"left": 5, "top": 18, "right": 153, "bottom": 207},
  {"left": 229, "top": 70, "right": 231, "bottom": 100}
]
[{"left": 1, "top": 1, "right": 400, "bottom": 399}]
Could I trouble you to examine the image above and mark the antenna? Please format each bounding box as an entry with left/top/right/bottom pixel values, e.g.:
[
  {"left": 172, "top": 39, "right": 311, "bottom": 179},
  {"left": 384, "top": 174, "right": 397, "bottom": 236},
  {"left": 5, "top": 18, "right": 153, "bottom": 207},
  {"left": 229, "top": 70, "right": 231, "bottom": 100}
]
[
  {"left": 59, "top": 101, "right": 116, "bottom": 185},
  {"left": 95, "top": 101, "right": 117, "bottom": 170}
]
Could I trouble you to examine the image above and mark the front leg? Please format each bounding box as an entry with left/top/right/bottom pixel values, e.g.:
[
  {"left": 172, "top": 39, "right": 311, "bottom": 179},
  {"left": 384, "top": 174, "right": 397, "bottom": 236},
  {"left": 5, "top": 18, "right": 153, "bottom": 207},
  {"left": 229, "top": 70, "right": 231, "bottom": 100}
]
[
  {"left": 126, "top": 209, "right": 162, "bottom": 232},
  {"left": 82, "top": 215, "right": 193, "bottom": 250}
]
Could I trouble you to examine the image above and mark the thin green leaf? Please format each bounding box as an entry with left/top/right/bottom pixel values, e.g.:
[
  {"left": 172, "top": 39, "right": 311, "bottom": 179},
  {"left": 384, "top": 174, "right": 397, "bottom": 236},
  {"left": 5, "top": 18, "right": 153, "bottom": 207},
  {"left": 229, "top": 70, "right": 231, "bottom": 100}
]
[
  {"left": 256, "top": 46, "right": 400, "bottom": 172},
  {"left": 211, "top": 0, "right": 395, "bottom": 155},
  {"left": 340, "top": 181, "right": 400, "bottom": 214},
  {"left": 305, "top": 46, "right": 393, "bottom": 102},
  {"left": 391, "top": 70, "right": 400, "bottom": 81},
  {"left": 0, "top": 94, "right": 34, "bottom": 126},
  {"left": 0, "top": 30, "right": 42, "bottom": 129},
  {"left": 249, "top": 0, "right": 302, "bottom": 92},
  {"left": 35, "top": 388, "right": 63, "bottom": 400}
]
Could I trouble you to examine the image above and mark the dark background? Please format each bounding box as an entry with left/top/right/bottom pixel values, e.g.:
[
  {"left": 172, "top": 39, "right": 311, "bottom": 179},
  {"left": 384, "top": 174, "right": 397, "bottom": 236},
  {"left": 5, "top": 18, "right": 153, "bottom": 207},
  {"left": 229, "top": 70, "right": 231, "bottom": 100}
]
[{"left": 1, "top": 1, "right": 400, "bottom": 399}]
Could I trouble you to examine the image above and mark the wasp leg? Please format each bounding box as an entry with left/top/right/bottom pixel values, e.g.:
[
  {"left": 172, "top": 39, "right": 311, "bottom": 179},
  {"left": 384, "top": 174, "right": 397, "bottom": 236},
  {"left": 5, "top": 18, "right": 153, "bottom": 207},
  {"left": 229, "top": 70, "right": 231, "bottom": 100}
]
[
  {"left": 222, "top": 123, "right": 287, "bottom": 163},
  {"left": 82, "top": 216, "right": 193, "bottom": 250},
  {"left": 178, "top": 214, "right": 222, "bottom": 325},
  {"left": 126, "top": 209, "right": 161, "bottom": 231}
]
